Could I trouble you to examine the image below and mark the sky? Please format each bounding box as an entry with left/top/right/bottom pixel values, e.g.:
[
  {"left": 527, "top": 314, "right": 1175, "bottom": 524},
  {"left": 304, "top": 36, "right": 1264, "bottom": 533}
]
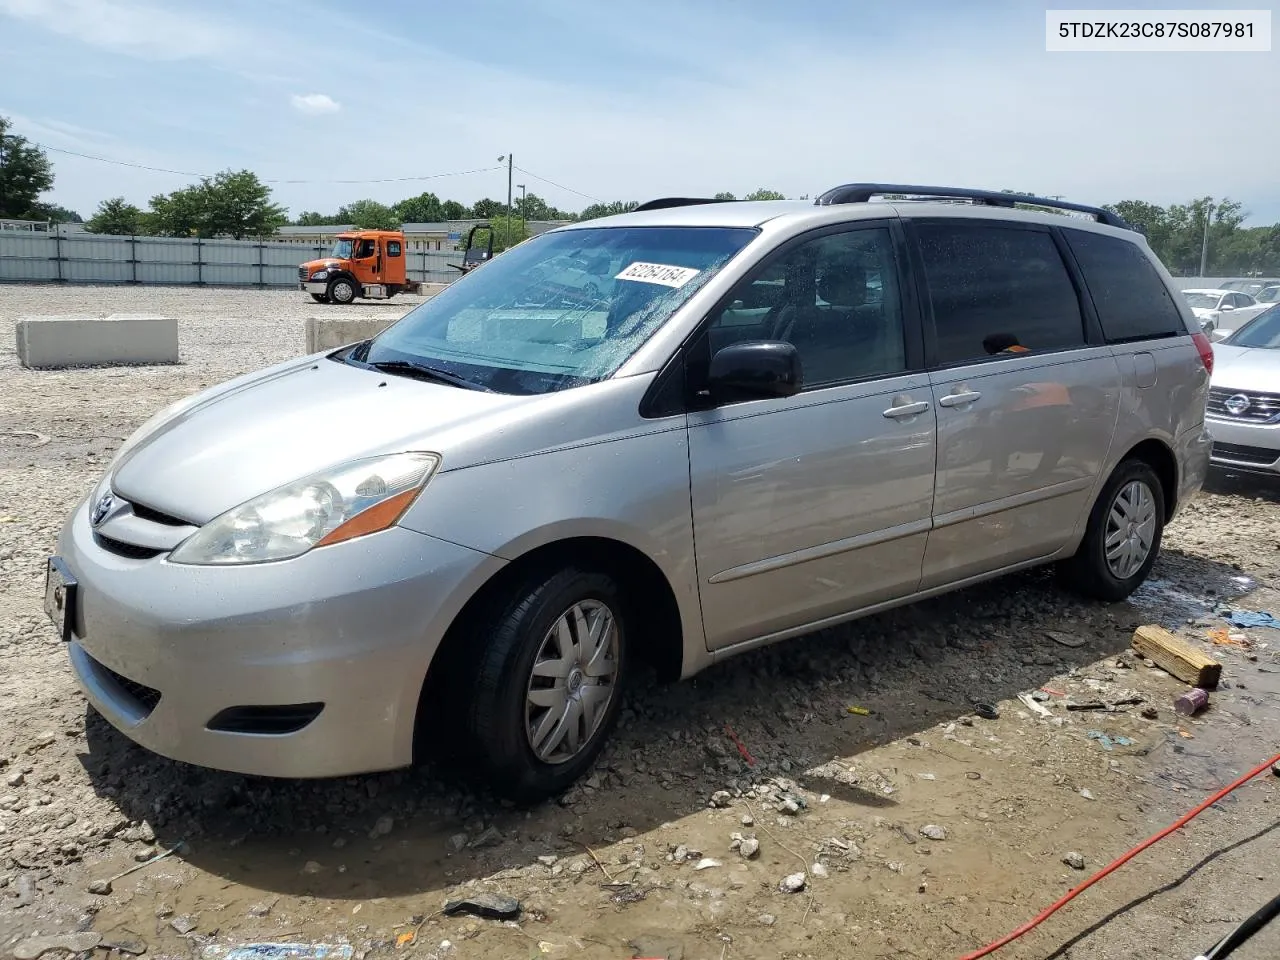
[{"left": 1, "top": 0, "right": 1278, "bottom": 224}]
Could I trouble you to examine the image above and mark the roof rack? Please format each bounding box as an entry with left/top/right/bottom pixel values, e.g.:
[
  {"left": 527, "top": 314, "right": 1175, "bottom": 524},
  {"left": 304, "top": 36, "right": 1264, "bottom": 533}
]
[
  {"left": 813, "top": 183, "right": 1132, "bottom": 230},
  {"left": 632, "top": 197, "right": 732, "bottom": 212}
]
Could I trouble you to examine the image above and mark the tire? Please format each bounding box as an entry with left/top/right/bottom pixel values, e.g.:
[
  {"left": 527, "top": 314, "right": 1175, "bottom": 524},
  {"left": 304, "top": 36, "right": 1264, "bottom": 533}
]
[
  {"left": 310, "top": 293, "right": 329, "bottom": 304},
  {"left": 1058, "top": 459, "right": 1165, "bottom": 601},
  {"left": 460, "top": 567, "right": 630, "bottom": 801},
  {"left": 327, "top": 276, "right": 357, "bottom": 304}
]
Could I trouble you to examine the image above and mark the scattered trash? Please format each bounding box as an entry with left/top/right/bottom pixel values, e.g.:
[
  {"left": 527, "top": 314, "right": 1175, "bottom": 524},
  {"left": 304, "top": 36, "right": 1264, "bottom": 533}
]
[
  {"left": 1208, "top": 627, "right": 1250, "bottom": 648},
  {"left": 442, "top": 893, "right": 521, "bottom": 921},
  {"left": 1132, "top": 624, "right": 1221, "bottom": 689},
  {"left": 1110, "top": 696, "right": 1144, "bottom": 707},
  {"left": 1178, "top": 729, "right": 1196, "bottom": 739},
  {"left": 395, "top": 933, "right": 415, "bottom": 949},
  {"left": 202, "top": 946, "right": 355, "bottom": 960},
  {"left": 693, "top": 858, "right": 722, "bottom": 871},
  {"left": 778, "top": 872, "right": 807, "bottom": 894},
  {"left": 723, "top": 723, "right": 757, "bottom": 767},
  {"left": 1087, "top": 731, "right": 1135, "bottom": 751},
  {"left": 1046, "top": 631, "right": 1086, "bottom": 648},
  {"left": 1174, "top": 687, "right": 1210, "bottom": 716},
  {"left": 14, "top": 933, "right": 102, "bottom": 960},
  {"left": 974, "top": 702, "right": 1000, "bottom": 720},
  {"left": 1018, "top": 693, "right": 1052, "bottom": 718},
  {"left": 1066, "top": 701, "right": 1107, "bottom": 712},
  {"left": 87, "top": 842, "right": 184, "bottom": 895},
  {"left": 1041, "top": 686, "right": 1066, "bottom": 697},
  {"left": 846, "top": 705, "right": 871, "bottom": 716},
  {"left": 1062, "top": 852, "right": 1086, "bottom": 871},
  {"left": 811, "top": 862, "right": 830, "bottom": 878},
  {"left": 1223, "top": 610, "right": 1280, "bottom": 630}
]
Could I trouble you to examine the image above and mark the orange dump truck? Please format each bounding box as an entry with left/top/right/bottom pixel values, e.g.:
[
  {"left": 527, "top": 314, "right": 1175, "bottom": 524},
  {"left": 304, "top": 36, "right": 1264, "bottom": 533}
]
[{"left": 298, "top": 229, "right": 425, "bottom": 304}]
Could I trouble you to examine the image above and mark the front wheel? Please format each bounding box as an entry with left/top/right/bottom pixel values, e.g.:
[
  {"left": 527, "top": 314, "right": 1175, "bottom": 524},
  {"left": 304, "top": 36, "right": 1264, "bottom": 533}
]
[
  {"left": 462, "top": 568, "right": 629, "bottom": 801},
  {"left": 327, "top": 276, "right": 357, "bottom": 304},
  {"left": 1058, "top": 459, "right": 1165, "bottom": 601}
]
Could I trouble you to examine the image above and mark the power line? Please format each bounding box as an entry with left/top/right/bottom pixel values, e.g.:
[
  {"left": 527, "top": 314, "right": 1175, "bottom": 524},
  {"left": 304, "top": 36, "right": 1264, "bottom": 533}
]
[{"left": 514, "top": 164, "right": 603, "bottom": 203}]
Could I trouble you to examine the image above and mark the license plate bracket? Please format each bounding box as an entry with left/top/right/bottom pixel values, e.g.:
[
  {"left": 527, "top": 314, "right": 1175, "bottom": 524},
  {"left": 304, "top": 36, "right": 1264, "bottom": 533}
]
[{"left": 44, "top": 557, "right": 78, "bottom": 643}]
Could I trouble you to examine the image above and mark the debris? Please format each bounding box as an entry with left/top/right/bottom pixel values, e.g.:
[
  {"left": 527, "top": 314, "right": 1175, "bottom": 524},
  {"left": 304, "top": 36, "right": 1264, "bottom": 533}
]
[
  {"left": 1272, "top": 761, "right": 1280, "bottom": 777},
  {"left": 1062, "top": 852, "right": 1086, "bottom": 870},
  {"left": 395, "top": 933, "right": 415, "bottom": 949},
  {"left": 88, "top": 841, "right": 183, "bottom": 895},
  {"left": 1141, "top": 706, "right": 1159, "bottom": 720},
  {"left": 974, "top": 702, "right": 1000, "bottom": 720},
  {"left": 709, "top": 791, "right": 732, "bottom": 808},
  {"left": 778, "top": 872, "right": 807, "bottom": 894},
  {"left": 1046, "top": 631, "right": 1086, "bottom": 648},
  {"left": 779, "top": 798, "right": 801, "bottom": 816},
  {"left": 1223, "top": 610, "right": 1280, "bottom": 630},
  {"left": 446, "top": 833, "right": 468, "bottom": 853},
  {"left": 13, "top": 933, "right": 102, "bottom": 960},
  {"left": 694, "top": 858, "right": 722, "bottom": 871},
  {"left": 1208, "top": 627, "right": 1250, "bottom": 648},
  {"left": 1174, "top": 687, "right": 1210, "bottom": 716},
  {"left": 170, "top": 916, "right": 199, "bottom": 935},
  {"left": 1066, "top": 701, "right": 1107, "bottom": 712},
  {"left": 442, "top": 893, "right": 521, "bottom": 921},
  {"left": 846, "top": 705, "right": 871, "bottom": 716},
  {"left": 13, "top": 874, "right": 36, "bottom": 909},
  {"left": 468, "top": 826, "right": 503, "bottom": 849},
  {"left": 101, "top": 940, "right": 147, "bottom": 956},
  {"left": 1041, "top": 686, "right": 1066, "bottom": 697},
  {"left": 1018, "top": 693, "right": 1052, "bottom": 718},
  {"left": 723, "top": 724, "right": 757, "bottom": 767},
  {"left": 1086, "top": 731, "right": 1135, "bottom": 751},
  {"left": 1131, "top": 625, "right": 1221, "bottom": 689},
  {"left": 811, "top": 862, "right": 829, "bottom": 878},
  {"left": 919, "top": 824, "right": 948, "bottom": 841},
  {"left": 201, "top": 945, "right": 355, "bottom": 960},
  {"left": 1178, "top": 729, "right": 1196, "bottom": 739}
]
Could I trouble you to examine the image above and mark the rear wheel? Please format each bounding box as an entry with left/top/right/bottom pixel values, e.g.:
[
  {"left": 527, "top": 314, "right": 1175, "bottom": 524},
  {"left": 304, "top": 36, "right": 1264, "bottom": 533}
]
[
  {"left": 327, "top": 276, "right": 357, "bottom": 304},
  {"left": 1059, "top": 459, "right": 1165, "bottom": 601},
  {"left": 310, "top": 292, "right": 329, "bottom": 304},
  {"left": 459, "top": 568, "right": 629, "bottom": 801}
]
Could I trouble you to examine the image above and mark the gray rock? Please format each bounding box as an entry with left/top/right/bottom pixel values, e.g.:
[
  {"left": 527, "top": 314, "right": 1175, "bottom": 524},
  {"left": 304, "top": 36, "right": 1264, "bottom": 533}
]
[
  {"left": 779, "top": 798, "right": 801, "bottom": 816},
  {"left": 920, "top": 824, "right": 948, "bottom": 841},
  {"left": 87, "top": 879, "right": 112, "bottom": 895},
  {"left": 1063, "top": 851, "right": 1086, "bottom": 870},
  {"left": 100, "top": 941, "right": 146, "bottom": 956},
  {"left": 709, "top": 790, "right": 732, "bottom": 808},
  {"left": 169, "top": 915, "right": 198, "bottom": 935},
  {"left": 369, "top": 815, "right": 394, "bottom": 839},
  {"left": 758, "top": 914, "right": 777, "bottom": 927},
  {"left": 14, "top": 932, "right": 101, "bottom": 959},
  {"left": 447, "top": 833, "right": 468, "bottom": 853},
  {"left": 442, "top": 892, "right": 521, "bottom": 921},
  {"left": 738, "top": 837, "right": 760, "bottom": 859},
  {"left": 741, "top": 813, "right": 755, "bottom": 827},
  {"left": 7, "top": 771, "right": 25, "bottom": 787},
  {"left": 811, "top": 862, "right": 830, "bottom": 878},
  {"left": 469, "top": 826, "right": 503, "bottom": 849},
  {"left": 779, "top": 872, "right": 807, "bottom": 893}
]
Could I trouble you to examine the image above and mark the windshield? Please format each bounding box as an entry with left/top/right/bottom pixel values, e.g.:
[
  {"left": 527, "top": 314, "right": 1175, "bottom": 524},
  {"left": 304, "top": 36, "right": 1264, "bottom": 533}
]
[
  {"left": 359, "top": 225, "right": 758, "bottom": 394},
  {"left": 1182, "top": 292, "right": 1221, "bottom": 309},
  {"left": 1226, "top": 304, "right": 1280, "bottom": 348},
  {"left": 1257, "top": 286, "right": 1280, "bottom": 303},
  {"left": 331, "top": 238, "right": 354, "bottom": 259}
]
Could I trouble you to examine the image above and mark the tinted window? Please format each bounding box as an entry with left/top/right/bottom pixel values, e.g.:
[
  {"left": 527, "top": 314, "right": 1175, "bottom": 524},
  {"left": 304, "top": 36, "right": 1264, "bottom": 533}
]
[
  {"left": 916, "top": 222, "right": 1084, "bottom": 365},
  {"left": 1227, "top": 305, "right": 1280, "bottom": 348},
  {"left": 707, "top": 227, "right": 907, "bottom": 388},
  {"left": 387, "top": 240, "right": 402, "bottom": 257},
  {"left": 1063, "top": 229, "right": 1185, "bottom": 342}
]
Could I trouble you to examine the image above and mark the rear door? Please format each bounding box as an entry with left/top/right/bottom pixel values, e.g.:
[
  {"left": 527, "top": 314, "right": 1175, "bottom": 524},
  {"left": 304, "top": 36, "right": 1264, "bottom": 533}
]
[
  {"left": 909, "top": 218, "right": 1122, "bottom": 589},
  {"left": 686, "top": 221, "right": 937, "bottom": 650}
]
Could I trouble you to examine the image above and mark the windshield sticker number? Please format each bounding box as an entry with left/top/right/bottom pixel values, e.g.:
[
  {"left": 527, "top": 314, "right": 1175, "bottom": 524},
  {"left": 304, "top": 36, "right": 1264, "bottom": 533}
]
[{"left": 615, "top": 262, "right": 701, "bottom": 288}]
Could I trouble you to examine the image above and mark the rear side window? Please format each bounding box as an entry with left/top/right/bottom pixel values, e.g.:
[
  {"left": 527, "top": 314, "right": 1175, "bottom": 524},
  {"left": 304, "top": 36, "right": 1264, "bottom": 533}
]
[
  {"left": 915, "top": 221, "right": 1085, "bottom": 366},
  {"left": 387, "top": 240, "right": 402, "bottom": 257},
  {"left": 1063, "top": 230, "right": 1185, "bottom": 342}
]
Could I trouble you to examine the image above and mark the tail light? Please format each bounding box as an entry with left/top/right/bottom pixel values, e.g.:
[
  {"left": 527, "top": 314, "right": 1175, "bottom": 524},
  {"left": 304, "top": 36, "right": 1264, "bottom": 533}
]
[{"left": 1192, "top": 332, "right": 1214, "bottom": 375}]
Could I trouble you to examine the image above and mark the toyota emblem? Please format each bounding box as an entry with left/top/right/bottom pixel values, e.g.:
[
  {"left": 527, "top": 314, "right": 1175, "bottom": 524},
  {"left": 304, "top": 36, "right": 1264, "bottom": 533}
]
[
  {"left": 1224, "top": 394, "right": 1251, "bottom": 416},
  {"left": 90, "top": 493, "right": 115, "bottom": 527}
]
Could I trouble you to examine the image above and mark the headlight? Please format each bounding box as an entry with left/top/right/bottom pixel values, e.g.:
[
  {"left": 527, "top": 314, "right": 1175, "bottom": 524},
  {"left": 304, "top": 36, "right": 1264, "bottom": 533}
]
[
  {"left": 169, "top": 452, "right": 440, "bottom": 565},
  {"left": 310, "top": 269, "right": 330, "bottom": 280}
]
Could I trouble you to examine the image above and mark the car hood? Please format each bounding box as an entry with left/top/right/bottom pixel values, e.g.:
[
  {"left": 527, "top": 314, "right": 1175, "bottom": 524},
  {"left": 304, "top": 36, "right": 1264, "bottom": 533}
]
[
  {"left": 111, "top": 356, "right": 524, "bottom": 524},
  {"left": 301, "top": 258, "right": 344, "bottom": 272},
  {"left": 1211, "top": 343, "right": 1280, "bottom": 391},
  {"left": 1189, "top": 306, "right": 1218, "bottom": 319}
]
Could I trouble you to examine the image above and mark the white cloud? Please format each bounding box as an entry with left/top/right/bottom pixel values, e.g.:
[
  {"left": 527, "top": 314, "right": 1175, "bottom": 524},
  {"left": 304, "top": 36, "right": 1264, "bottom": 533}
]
[
  {"left": 0, "top": 0, "right": 241, "bottom": 61},
  {"left": 290, "top": 93, "right": 341, "bottom": 116}
]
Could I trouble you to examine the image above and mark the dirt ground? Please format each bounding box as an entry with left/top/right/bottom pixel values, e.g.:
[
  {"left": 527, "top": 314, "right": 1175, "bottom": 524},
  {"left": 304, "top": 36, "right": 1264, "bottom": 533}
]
[{"left": 2, "top": 285, "right": 1279, "bottom": 960}]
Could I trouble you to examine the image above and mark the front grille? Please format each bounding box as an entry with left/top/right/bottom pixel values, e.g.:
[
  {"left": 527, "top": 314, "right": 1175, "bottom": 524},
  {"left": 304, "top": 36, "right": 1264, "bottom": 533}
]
[
  {"left": 206, "top": 704, "right": 325, "bottom": 735},
  {"left": 298, "top": 266, "right": 309, "bottom": 281},
  {"left": 93, "top": 533, "right": 164, "bottom": 560},
  {"left": 1207, "top": 387, "right": 1280, "bottom": 423},
  {"left": 95, "top": 658, "right": 162, "bottom": 717},
  {"left": 1212, "top": 441, "right": 1280, "bottom": 466}
]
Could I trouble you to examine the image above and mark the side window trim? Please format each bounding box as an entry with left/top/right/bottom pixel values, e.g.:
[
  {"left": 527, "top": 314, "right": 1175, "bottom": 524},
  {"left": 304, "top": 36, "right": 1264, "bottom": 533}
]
[
  {"left": 639, "top": 218, "right": 924, "bottom": 418},
  {"left": 1050, "top": 225, "right": 1107, "bottom": 346},
  {"left": 905, "top": 217, "right": 1090, "bottom": 371}
]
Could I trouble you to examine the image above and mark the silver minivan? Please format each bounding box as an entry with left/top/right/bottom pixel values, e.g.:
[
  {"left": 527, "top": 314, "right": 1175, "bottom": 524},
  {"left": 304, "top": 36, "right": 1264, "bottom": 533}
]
[{"left": 47, "top": 184, "right": 1214, "bottom": 800}]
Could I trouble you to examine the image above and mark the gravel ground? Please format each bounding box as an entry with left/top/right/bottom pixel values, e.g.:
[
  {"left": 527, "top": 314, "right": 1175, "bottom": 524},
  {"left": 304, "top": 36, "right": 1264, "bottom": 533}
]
[{"left": 2, "top": 285, "right": 1279, "bottom": 960}]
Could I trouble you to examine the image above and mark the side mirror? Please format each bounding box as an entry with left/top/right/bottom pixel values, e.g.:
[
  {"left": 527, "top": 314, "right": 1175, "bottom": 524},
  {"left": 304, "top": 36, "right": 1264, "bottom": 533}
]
[
  {"left": 707, "top": 340, "right": 802, "bottom": 402},
  {"left": 1220, "top": 303, "right": 1235, "bottom": 311}
]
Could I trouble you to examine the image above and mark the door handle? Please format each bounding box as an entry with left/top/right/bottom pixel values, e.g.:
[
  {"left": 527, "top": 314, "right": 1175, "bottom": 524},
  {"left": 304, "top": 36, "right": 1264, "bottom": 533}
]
[
  {"left": 882, "top": 400, "right": 930, "bottom": 419},
  {"left": 937, "top": 391, "right": 982, "bottom": 408}
]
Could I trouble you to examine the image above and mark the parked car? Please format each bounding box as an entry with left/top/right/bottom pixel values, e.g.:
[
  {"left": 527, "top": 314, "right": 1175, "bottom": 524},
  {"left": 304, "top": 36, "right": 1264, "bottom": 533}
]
[
  {"left": 1180, "top": 287, "right": 1269, "bottom": 334},
  {"left": 1255, "top": 284, "right": 1280, "bottom": 304},
  {"left": 1206, "top": 304, "right": 1280, "bottom": 474},
  {"left": 1218, "top": 278, "right": 1280, "bottom": 297},
  {"left": 47, "top": 184, "right": 1213, "bottom": 800}
]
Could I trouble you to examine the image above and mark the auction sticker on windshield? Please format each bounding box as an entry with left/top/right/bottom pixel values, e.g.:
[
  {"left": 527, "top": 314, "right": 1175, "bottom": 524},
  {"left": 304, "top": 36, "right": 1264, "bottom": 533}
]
[{"left": 615, "top": 262, "right": 701, "bottom": 288}]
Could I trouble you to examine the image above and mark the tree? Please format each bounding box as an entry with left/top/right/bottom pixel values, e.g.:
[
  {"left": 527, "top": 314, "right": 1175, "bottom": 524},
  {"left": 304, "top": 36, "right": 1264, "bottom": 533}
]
[
  {"left": 393, "top": 191, "right": 443, "bottom": 224},
  {"left": 335, "top": 198, "right": 397, "bottom": 230},
  {"left": 578, "top": 200, "right": 639, "bottom": 221},
  {"left": 713, "top": 192, "right": 736, "bottom": 201},
  {"left": 146, "top": 169, "right": 286, "bottom": 239},
  {"left": 471, "top": 198, "right": 505, "bottom": 218},
  {"left": 744, "top": 188, "right": 785, "bottom": 201},
  {"left": 441, "top": 199, "right": 469, "bottom": 220},
  {"left": 486, "top": 214, "right": 530, "bottom": 253},
  {"left": 30, "top": 202, "right": 81, "bottom": 222},
  {"left": 514, "top": 191, "right": 553, "bottom": 221},
  {"left": 295, "top": 210, "right": 344, "bottom": 226},
  {"left": 86, "top": 197, "right": 143, "bottom": 235},
  {"left": 0, "top": 115, "right": 55, "bottom": 219}
]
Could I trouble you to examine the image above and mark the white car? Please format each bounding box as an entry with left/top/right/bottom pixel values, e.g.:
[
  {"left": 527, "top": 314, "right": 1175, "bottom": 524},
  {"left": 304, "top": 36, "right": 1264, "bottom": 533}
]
[{"left": 1181, "top": 287, "right": 1269, "bottom": 335}]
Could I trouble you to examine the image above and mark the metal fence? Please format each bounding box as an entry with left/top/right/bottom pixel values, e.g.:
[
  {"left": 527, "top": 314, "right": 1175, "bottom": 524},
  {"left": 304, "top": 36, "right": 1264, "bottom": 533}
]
[{"left": 0, "top": 232, "right": 460, "bottom": 287}]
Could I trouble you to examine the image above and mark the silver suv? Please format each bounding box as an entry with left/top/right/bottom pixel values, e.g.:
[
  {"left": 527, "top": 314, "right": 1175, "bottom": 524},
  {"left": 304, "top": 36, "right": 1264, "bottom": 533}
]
[{"left": 47, "top": 184, "right": 1214, "bottom": 800}]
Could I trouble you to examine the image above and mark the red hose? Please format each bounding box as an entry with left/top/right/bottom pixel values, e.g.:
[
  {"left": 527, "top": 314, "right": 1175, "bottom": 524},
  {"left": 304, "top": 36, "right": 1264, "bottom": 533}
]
[{"left": 958, "top": 750, "right": 1280, "bottom": 959}]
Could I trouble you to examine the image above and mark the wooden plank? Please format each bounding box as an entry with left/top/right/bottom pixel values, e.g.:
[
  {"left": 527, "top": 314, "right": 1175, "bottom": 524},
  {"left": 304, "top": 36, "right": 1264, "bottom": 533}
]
[{"left": 1132, "top": 625, "right": 1221, "bottom": 689}]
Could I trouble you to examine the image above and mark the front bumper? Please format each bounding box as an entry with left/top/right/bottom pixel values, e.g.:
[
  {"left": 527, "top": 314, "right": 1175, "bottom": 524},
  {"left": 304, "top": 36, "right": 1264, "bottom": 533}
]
[
  {"left": 1207, "top": 415, "right": 1280, "bottom": 474},
  {"left": 300, "top": 281, "right": 329, "bottom": 294},
  {"left": 57, "top": 497, "right": 504, "bottom": 778}
]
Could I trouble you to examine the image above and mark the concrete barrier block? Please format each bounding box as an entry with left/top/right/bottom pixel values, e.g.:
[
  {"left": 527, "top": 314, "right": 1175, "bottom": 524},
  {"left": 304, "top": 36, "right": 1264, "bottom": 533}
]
[
  {"left": 305, "top": 317, "right": 400, "bottom": 354},
  {"left": 16, "top": 315, "right": 180, "bottom": 369}
]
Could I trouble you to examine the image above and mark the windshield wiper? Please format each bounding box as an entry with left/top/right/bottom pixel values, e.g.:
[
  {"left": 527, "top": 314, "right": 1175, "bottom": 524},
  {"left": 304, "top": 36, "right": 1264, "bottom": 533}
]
[{"left": 364, "top": 359, "right": 493, "bottom": 392}]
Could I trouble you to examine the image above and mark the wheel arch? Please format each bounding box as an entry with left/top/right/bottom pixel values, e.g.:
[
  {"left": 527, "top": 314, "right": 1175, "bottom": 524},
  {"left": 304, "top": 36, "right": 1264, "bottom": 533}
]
[{"left": 1120, "top": 437, "right": 1179, "bottom": 521}]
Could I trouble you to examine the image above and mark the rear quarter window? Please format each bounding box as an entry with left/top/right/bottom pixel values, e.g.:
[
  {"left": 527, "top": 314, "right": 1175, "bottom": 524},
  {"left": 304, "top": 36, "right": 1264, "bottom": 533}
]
[{"left": 1063, "top": 230, "right": 1186, "bottom": 342}]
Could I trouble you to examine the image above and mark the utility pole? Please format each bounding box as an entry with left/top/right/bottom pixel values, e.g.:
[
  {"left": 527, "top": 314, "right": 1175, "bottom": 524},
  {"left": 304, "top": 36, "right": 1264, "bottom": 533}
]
[
  {"left": 1199, "top": 200, "right": 1214, "bottom": 277},
  {"left": 517, "top": 183, "right": 526, "bottom": 243},
  {"left": 497, "top": 153, "right": 513, "bottom": 250}
]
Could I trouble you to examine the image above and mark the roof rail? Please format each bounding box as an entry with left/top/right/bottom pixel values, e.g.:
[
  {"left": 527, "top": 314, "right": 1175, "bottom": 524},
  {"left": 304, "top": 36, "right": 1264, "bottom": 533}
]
[
  {"left": 632, "top": 197, "right": 732, "bottom": 212},
  {"left": 814, "top": 183, "right": 1132, "bottom": 230}
]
